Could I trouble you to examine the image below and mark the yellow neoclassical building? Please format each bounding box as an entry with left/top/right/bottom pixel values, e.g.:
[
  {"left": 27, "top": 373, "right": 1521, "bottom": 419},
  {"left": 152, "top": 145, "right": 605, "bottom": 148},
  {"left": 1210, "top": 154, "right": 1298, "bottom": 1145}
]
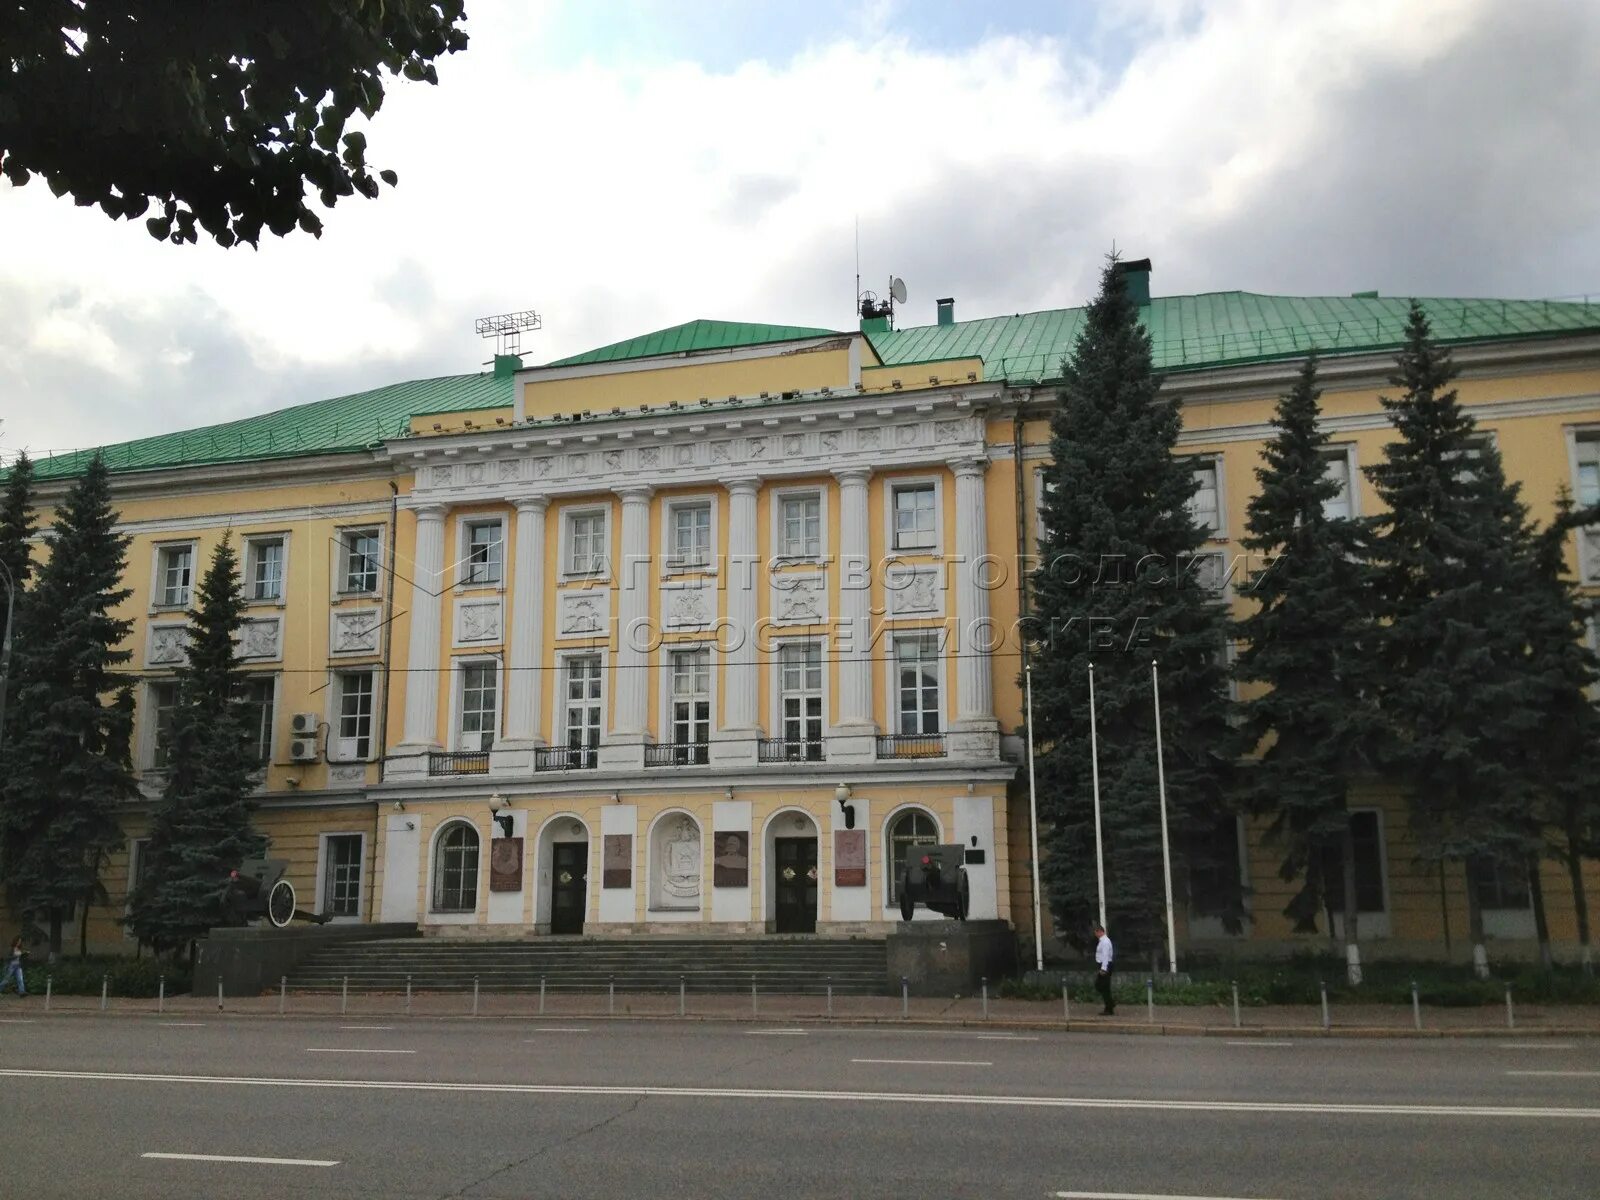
[{"left": 16, "top": 263, "right": 1600, "bottom": 961}]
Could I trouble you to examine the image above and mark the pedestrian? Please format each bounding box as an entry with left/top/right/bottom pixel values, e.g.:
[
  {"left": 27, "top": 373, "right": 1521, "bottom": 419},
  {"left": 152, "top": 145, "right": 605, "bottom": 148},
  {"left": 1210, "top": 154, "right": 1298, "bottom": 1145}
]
[
  {"left": 0, "top": 936, "right": 25, "bottom": 997},
  {"left": 1093, "top": 923, "right": 1114, "bottom": 1015}
]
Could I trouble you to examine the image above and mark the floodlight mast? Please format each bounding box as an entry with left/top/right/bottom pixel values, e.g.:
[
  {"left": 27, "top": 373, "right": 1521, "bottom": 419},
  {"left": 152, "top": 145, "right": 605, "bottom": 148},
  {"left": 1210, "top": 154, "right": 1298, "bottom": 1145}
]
[{"left": 475, "top": 309, "right": 543, "bottom": 357}]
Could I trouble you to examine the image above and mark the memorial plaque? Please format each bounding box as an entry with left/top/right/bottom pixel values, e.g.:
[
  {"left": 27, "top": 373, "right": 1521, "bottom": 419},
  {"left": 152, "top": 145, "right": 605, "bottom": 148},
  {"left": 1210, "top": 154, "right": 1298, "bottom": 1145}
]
[
  {"left": 602, "top": 833, "right": 633, "bottom": 888},
  {"left": 834, "top": 829, "right": 866, "bottom": 887},
  {"left": 713, "top": 830, "right": 749, "bottom": 888},
  {"left": 489, "top": 836, "right": 523, "bottom": 893}
]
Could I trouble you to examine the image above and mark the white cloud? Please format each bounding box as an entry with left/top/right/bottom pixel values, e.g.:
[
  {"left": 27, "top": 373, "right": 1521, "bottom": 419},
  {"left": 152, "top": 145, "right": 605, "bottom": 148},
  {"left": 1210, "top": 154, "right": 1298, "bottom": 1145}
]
[{"left": 1, "top": 0, "right": 1595, "bottom": 458}]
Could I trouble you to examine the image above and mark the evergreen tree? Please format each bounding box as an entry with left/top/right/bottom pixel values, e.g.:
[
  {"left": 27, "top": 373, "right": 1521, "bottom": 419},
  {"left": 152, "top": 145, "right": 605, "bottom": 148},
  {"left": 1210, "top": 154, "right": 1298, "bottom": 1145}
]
[
  {"left": 0, "top": 451, "right": 36, "bottom": 650},
  {"left": 0, "top": 454, "right": 136, "bottom": 958},
  {"left": 1364, "top": 302, "right": 1546, "bottom": 978},
  {"left": 128, "top": 534, "right": 265, "bottom": 957},
  {"left": 1029, "top": 256, "right": 1237, "bottom": 962},
  {"left": 1233, "top": 355, "right": 1384, "bottom": 983}
]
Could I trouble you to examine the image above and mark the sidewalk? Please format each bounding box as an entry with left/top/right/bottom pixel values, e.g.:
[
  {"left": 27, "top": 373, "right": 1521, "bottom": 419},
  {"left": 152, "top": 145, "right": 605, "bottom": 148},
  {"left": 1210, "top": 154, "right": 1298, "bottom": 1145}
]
[{"left": 7, "top": 989, "right": 1599, "bottom": 1036}]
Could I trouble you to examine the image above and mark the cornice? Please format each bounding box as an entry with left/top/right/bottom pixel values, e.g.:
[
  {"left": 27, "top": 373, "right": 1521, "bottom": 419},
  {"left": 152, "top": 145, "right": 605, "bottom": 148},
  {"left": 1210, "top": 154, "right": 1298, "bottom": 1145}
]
[{"left": 29, "top": 450, "right": 393, "bottom": 506}]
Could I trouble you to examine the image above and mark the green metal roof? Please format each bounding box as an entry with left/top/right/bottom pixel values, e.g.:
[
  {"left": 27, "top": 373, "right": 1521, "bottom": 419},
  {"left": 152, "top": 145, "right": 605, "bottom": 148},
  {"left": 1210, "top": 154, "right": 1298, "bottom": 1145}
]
[
  {"left": 868, "top": 292, "right": 1600, "bottom": 383},
  {"left": 29, "top": 371, "right": 513, "bottom": 481},
  {"left": 543, "top": 318, "right": 840, "bottom": 367}
]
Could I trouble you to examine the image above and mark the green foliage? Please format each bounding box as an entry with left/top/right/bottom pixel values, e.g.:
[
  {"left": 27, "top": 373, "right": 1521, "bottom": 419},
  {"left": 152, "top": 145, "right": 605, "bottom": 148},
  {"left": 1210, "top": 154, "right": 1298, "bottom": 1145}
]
[
  {"left": 1232, "top": 356, "right": 1383, "bottom": 935},
  {"left": 1028, "top": 256, "right": 1238, "bottom": 956},
  {"left": 0, "top": 450, "right": 36, "bottom": 647},
  {"left": 17, "top": 954, "right": 191, "bottom": 998},
  {"left": 128, "top": 535, "right": 265, "bottom": 956},
  {"left": 0, "top": 2, "right": 469, "bottom": 246},
  {"left": 0, "top": 454, "right": 136, "bottom": 955}
]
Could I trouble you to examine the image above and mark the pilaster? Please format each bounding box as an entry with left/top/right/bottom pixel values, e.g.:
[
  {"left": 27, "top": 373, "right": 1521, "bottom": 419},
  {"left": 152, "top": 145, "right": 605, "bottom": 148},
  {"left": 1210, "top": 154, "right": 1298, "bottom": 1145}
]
[{"left": 389, "top": 503, "right": 447, "bottom": 779}]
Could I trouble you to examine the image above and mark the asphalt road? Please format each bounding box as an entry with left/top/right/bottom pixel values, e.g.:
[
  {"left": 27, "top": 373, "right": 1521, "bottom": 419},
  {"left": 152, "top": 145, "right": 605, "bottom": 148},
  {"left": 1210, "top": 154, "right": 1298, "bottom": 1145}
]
[{"left": 1, "top": 1015, "right": 1597, "bottom": 1198}]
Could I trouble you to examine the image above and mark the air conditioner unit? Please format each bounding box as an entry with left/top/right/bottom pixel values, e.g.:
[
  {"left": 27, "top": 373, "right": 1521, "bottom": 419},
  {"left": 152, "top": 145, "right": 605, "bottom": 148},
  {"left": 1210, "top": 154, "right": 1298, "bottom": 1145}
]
[
  {"left": 289, "top": 737, "right": 320, "bottom": 763},
  {"left": 290, "top": 712, "right": 320, "bottom": 736}
]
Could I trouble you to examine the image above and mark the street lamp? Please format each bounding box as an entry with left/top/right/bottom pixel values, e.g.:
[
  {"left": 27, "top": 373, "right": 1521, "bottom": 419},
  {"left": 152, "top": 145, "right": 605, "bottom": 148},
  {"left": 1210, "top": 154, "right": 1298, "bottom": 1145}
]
[
  {"left": 488, "top": 792, "right": 514, "bottom": 838},
  {"left": 834, "top": 782, "right": 855, "bottom": 830}
]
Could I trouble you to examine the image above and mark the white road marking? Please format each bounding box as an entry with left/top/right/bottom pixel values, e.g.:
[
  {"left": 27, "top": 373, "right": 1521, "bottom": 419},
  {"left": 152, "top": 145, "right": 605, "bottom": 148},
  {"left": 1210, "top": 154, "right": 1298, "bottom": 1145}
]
[
  {"left": 304, "top": 1048, "right": 414, "bottom": 1055},
  {"left": 338, "top": 1025, "right": 394, "bottom": 1031},
  {"left": 1226, "top": 1041, "right": 1294, "bottom": 1047},
  {"left": 7, "top": 1068, "right": 1600, "bottom": 1119},
  {"left": 1056, "top": 1192, "right": 1282, "bottom": 1199},
  {"left": 523, "top": 1027, "right": 589, "bottom": 1034},
  {"left": 142, "top": 1152, "right": 337, "bottom": 1168},
  {"left": 0, "top": 1019, "right": 36, "bottom": 1024},
  {"left": 159, "top": 1023, "right": 204, "bottom": 1028},
  {"left": 851, "top": 1058, "right": 992, "bottom": 1066},
  {"left": 747, "top": 1029, "right": 807, "bottom": 1036},
  {"left": 975, "top": 1035, "right": 1040, "bottom": 1041},
  {"left": 1499, "top": 1043, "right": 1576, "bottom": 1050},
  {"left": 1507, "top": 1070, "right": 1600, "bottom": 1077}
]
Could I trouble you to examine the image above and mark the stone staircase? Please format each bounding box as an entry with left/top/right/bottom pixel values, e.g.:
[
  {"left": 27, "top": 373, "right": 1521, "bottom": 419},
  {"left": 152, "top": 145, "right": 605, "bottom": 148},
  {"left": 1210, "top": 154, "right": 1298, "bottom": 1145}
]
[{"left": 291, "top": 935, "right": 890, "bottom": 995}]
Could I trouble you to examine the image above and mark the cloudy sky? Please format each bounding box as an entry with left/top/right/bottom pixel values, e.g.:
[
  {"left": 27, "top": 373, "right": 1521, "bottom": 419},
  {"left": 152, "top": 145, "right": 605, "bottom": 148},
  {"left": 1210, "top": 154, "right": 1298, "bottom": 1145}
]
[{"left": 2, "top": 0, "right": 1597, "bottom": 461}]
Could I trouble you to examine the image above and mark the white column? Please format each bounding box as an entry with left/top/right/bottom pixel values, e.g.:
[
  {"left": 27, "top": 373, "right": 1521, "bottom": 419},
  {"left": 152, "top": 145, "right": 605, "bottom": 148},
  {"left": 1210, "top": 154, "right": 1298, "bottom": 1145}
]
[
  {"left": 830, "top": 466, "right": 877, "bottom": 762},
  {"left": 600, "top": 485, "right": 653, "bottom": 767},
  {"left": 713, "top": 477, "right": 761, "bottom": 764},
  {"left": 950, "top": 456, "right": 999, "bottom": 757},
  {"left": 493, "top": 497, "right": 548, "bottom": 772},
  {"left": 391, "top": 503, "right": 447, "bottom": 776}
]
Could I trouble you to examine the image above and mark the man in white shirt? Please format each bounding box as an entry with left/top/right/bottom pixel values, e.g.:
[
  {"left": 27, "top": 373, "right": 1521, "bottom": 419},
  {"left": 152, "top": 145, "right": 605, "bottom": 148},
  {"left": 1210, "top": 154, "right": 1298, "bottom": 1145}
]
[{"left": 1094, "top": 924, "right": 1115, "bottom": 1015}]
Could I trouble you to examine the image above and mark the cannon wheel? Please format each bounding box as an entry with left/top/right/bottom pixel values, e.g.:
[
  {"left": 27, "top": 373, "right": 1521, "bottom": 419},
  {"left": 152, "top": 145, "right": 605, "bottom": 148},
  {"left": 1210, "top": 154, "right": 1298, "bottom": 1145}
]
[
  {"left": 899, "top": 878, "right": 915, "bottom": 923},
  {"left": 267, "top": 879, "right": 296, "bottom": 928}
]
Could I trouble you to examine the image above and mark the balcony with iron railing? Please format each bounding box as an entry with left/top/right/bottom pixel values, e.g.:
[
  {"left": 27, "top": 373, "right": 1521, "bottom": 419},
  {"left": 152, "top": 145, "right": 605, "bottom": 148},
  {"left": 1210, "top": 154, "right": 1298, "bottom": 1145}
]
[
  {"left": 535, "top": 745, "right": 598, "bottom": 772},
  {"left": 428, "top": 750, "right": 490, "bottom": 776},
  {"left": 757, "top": 737, "right": 826, "bottom": 763},
  {"left": 644, "top": 742, "right": 710, "bottom": 768},
  {"left": 875, "top": 733, "right": 947, "bottom": 760}
]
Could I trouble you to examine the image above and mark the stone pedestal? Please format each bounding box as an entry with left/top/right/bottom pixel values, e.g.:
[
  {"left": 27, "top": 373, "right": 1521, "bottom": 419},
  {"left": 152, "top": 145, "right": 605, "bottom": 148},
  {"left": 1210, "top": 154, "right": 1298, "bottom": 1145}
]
[{"left": 886, "top": 918, "right": 1016, "bottom": 997}]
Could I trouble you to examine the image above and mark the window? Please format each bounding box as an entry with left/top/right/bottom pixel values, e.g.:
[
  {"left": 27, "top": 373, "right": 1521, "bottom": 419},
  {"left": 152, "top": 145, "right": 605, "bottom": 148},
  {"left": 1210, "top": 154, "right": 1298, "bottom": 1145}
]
[
  {"left": 1188, "top": 816, "right": 1245, "bottom": 919},
  {"left": 246, "top": 536, "right": 285, "bottom": 602},
  {"left": 563, "top": 655, "right": 603, "bottom": 765},
  {"left": 336, "top": 670, "right": 375, "bottom": 760},
  {"left": 148, "top": 681, "right": 179, "bottom": 769},
  {"left": 340, "top": 528, "right": 382, "bottom": 594},
  {"left": 669, "top": 502, "right": 712, "bottom": 569},
  {"left": 1182, "top": 550, "right": 1228, "bottom": 594},
  {"left": 1577, "top": 434, "right": 1600, "bottom": 509},
  {"left": 463, "top": 519, "right": 503, "bottom": 586},
  {"left": 895, "top": 635, "right": 941, "bottom": 735},
  {"left": 567, "top": 510, "right": 608, "bottom": 576},
  {"left": 459, "top": 662, "right": 497, "bottom": 751},
  {"left": 239, "top": 676, "right": 275, "bottom": 766},
  {"left": 1314, "top": 811, "right": 1388, "bottom": 914},
  {"left": 157, "top": 544, "right": 194, "bottom": 607},
  {"left": 892, "top": 484, "right": 937, "bottom": 551},
  {"left": 432, "top": 823, "right": 480, "bottom": 913},
  {"left": 779, "top": 494, "right": 822, "bottom": 559},
  {"left": 1188, "top": 459, "right": 1221, "bottom": 536},
  {"left": 322, "top": 835, "right": 364, "bottom": 918},
  {"left": 887, "top": 809, "right": 939, "bottom": 903},
  {"left": 1468, "top": 856, "right": 1531, "bottom": 912},
  {"left": 128, "top": 838, "right": 151, "bottom": 903},
  {"left": 1321, "top": 450, "right": 1354, "bottom": 521},
  {"left": 779, "top": 643, "right": 823, "bottom": 759},
  {"left": 669, "top": 647, "right": 710, "bottom": 760}
]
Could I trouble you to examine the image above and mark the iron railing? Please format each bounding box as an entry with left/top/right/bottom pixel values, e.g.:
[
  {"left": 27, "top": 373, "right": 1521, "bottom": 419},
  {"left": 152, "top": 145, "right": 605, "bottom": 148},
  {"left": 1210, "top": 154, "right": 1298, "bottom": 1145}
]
[
  {"left": 428, "top": 750, "right": 490, "bottom": 776},
  {"left": 535, "top": 745, "right": 597, "bottom": 772},
  {"left": 875, "top": 733, "right": 947, "bottom": 760},
  {"left": 645, "top": 742, "right": 710, "bottom": 767},
  {"left": 758, "top": 737, "right": 825, "bottom": 763}
]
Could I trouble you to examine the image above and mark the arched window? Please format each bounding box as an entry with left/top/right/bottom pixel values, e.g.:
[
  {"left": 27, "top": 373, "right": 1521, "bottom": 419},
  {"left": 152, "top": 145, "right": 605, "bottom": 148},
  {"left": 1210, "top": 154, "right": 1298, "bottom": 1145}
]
[
  {"left": 432, "top": 822, "right": 480, "bottom": 913},
  {"left": 886, "top": 809, "right": 939, "bottom": 903}
]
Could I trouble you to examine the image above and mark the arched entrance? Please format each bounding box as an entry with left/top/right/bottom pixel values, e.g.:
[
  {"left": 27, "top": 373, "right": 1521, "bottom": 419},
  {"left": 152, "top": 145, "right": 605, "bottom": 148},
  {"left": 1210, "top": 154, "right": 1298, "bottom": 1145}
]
[
  {"left": 534, "top": 814, "right": 590, "bottom": 935},
  {"left": 764, "top": 808, "right": 819, "bottom": 934}
]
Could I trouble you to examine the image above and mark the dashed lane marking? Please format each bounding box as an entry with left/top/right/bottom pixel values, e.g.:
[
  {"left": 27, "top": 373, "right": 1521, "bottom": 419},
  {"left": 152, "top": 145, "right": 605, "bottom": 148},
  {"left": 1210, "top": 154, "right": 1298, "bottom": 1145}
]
[
  {"left": 304, "top": 1048, "right": 414, "bottom": 1055},
  {"left": 1225, "top": 1041, "right": 1295, "bottom": 1047},
  {"left": 747, "top": 1030, "right": 808, "bottom": 1036},
  {"left": 1499, "top": 1043, "right": 1576, "bottom": 1050},
  {"left": 1506, "top": 1070, "right": 1600, "bottom": 1077},
  {"left": 1055, "top": 1191, "right": 1283, "bottom": 1199},
  {"left": 851, "top": 1058, "right": 992, "bottom": 1067},
  {"left": 142, "top": 1152, "right": 337, "bottom": 1168}
]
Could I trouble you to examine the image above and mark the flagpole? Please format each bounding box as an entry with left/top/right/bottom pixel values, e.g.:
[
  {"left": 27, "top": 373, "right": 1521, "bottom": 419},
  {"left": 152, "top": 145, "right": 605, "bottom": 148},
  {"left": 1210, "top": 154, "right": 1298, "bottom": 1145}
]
[
  {"left": 1089, "top": 661, "right": 1106, "bottom": 931},
  {"left": 1152, "top": 657, "right": 1178, "bottom": 975},
  {"left": 1024, "top": 666, "right": 1044, "bottom": 973}
]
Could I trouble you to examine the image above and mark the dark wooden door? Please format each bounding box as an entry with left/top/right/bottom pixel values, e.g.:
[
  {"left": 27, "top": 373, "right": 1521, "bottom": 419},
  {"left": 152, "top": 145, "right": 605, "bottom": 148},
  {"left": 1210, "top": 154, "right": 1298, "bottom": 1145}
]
[
  {"left": 774, "top": 837, "right": 818, "bottom": 934},
  {"left": 550, "top": 842, "right": 587, "bottom": 935}
]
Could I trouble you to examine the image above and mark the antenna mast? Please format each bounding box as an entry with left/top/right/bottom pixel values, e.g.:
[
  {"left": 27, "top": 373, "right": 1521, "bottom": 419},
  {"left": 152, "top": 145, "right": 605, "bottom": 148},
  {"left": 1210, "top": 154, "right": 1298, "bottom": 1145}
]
[{"left": 475, "top": 309, "right": 542, "bottom": 358}]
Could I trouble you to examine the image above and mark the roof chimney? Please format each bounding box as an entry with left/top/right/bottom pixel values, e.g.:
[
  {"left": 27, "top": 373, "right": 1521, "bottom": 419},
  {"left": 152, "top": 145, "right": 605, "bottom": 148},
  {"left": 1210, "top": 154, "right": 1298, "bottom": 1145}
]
[
  {"left": 1112, "top": 258, "right": 1152, "bottom": 307},
  {"left": 936, "top": 297, "right": 955, "bottom": 326},
  {"left": 493, "top": 353, "right": 523, "bottom": 379}
]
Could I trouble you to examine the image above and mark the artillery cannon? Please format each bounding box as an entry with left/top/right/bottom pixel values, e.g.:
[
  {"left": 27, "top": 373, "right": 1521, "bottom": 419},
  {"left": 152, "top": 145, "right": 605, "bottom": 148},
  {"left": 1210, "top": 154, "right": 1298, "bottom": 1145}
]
[
  {"left": 224, "top": 858, "right": 328, "bottom": 929},
  {"left": 897, "top": 843, "right": 971, "bottom": 922}
]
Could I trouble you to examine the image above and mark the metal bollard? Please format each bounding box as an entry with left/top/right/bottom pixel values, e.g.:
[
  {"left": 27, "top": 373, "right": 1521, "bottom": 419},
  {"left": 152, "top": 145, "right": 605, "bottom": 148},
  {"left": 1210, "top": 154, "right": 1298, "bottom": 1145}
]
[
  {"left": 827, "top": 979, "right": 834, "bottom": 1019},
  {"left": 751, "top": 973, "right": 758, "bottom": 1017},
  {"left": 1062, "top": 980, "right": 1070, "bottom": 1023},
  {"left": 217, "top": 977, "right": 224, "bottom": 1011},
  {"left": 100, "top": 975, "right": 108, "bottom": 1012},
  {"left": 341, "top": 976, "right": 349, "bottom": 1016},
  {"left": 539, "top": 975, "right": 546, "bottom": 1016},
  {"left": 472, "top": 975, "right": 480, "bottom": 1018},
  {"left": 279, "top": 976, "right": 286, "bottom": 1016},
  {"left": 405, "top": 974, "right": 412, "bottom": 1017},
  {"left": 981, "top": 977, "right": 989, "bottom": 1020},
  {"left": 1147, "top": 978, "right": 1154, "bottom": 1024},
  {"left": 1411, "top": 980, "right": 1421, "bottom": 1031},
  {"left": 1232, "top": 980, "right": 1241, "bottom": 1029},
  {"left": 679, "top": 975, "right": 685, "bottom": 1018},
  {"left": 609, "top": 975, "right": 615, "bottom": 1016},
  {"left": 1320, "top": 981, "right": 1330, "bottom": 1031},
  {"left": 45, "top": 976, "right": 52, "bottom": 1012},
  {"left": 1505, "top": 985, "right": 1515, "bottom": 1030},
  {"left": 158, "top": 975, "right": 165, "bottom": 1015},
  {"left": 901, "top": 976, "right": 909, "bottom": 1019}
]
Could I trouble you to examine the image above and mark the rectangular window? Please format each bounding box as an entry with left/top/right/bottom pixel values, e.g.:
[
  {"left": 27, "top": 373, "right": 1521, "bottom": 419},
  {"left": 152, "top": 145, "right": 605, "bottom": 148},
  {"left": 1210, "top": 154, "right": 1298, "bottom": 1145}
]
[
  {"left": 459, "top": 662, "right": 497, "bottom": 751},
  {"left": 337, "top": 670, "right": 374, "bottom": 760},
  {"left": 670, "top": 647, "right": 711, "bottom": 761},
  {"left": 157, "top": 544, "right": 194, "bottom": 607},
  {"left": 148, "top": 681, "right": 179, "bottom": 769},
  {"left": 567, "top": 511, "right": 608, "bottom": 576},
  {"left": 670, "top": 503, "right": 712, "bottom": 569},
  {"left": 892, "top": 484, "right": 938, "bottom": 551},
  {"left": 322, "top": 834, "right": 364, "bottom": 918},
  {"left": 246, "top": 536, "right": 285, "bottom": 602},
  {"left": 463, "top": 519, "right": 503, "bottom": 586},
  {"left": 563, "top": 655, "right": 603, "bottom": 764},
  {"left": 779, "top": 642, "right": 823, "bottom": 759},
  {"left": 895, "top": 634, "right": 941, "bottom": 735},
  {"left": 1321, "top": 450, "right": 1354, "bottom": 521},
  {"left": 128, "top": 838, "right": 151, "bottom": 901},
  {"left": 1315, "top": 811, "right": 1388, "bottom": 914},
  {"left": 780, "top": 494, "right": 822, "bottom": 559},
  {"left": 1468, "top": 857, "right": 1531, "bottom": 912},
  {"left": 1188, "top": 459, "right": 1221, "bottom": 535},
  {"left": 1188, "top": 815, "right": 1244, "bottom": 919},
  {"left": 239, "top": 676, "right": 275, "bottom": 766},
  {"left": 1577, "top": 435, "right": 1600, "bottom": 509},
  {"left": 341, "top": 528, "right": 382, "bottom": 594}
]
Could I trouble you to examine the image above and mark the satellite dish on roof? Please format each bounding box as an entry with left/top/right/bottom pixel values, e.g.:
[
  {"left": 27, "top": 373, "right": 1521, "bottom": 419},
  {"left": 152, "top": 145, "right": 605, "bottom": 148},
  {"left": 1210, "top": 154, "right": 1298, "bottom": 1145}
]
[{"left": 890, "top": 277, "right": 907, "bottom": 304}]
